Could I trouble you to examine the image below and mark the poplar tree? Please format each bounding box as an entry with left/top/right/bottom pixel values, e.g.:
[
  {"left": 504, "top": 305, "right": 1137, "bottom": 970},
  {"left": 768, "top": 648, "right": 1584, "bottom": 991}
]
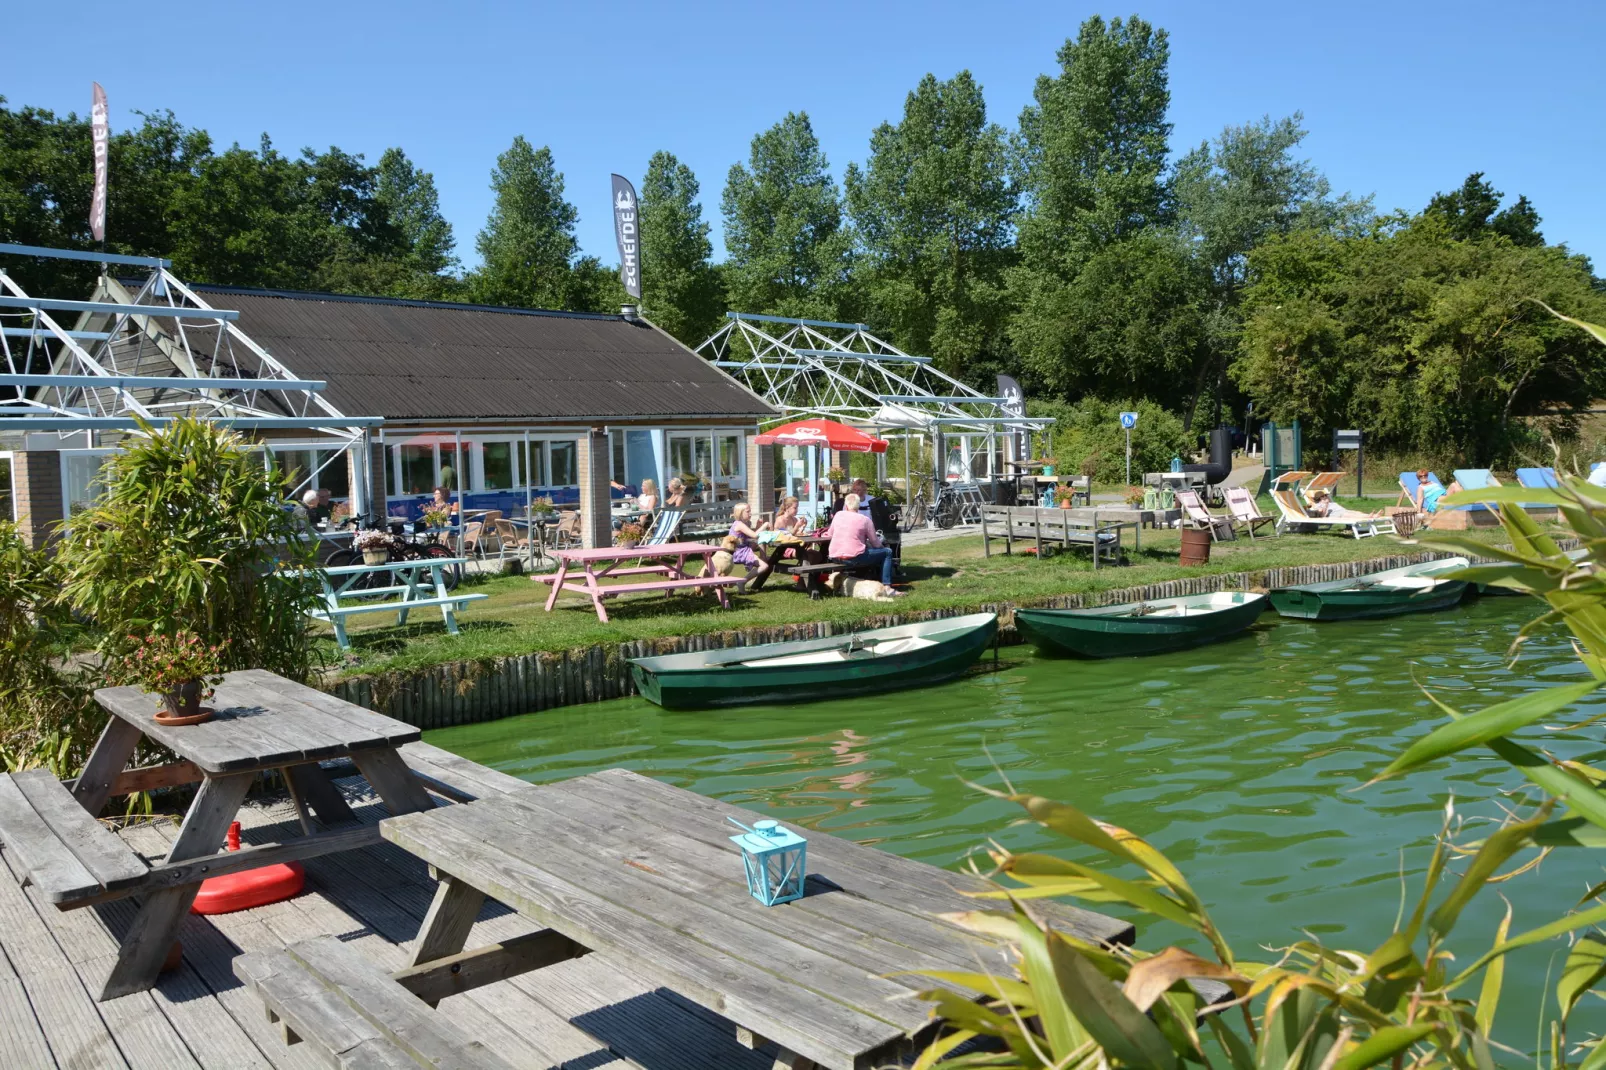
[
  {"left": 639, "top": 151, "right": 724, "bottom": 345},
  {"left": 472, "top": 136, "right": 578, "bottom": 309},
  {"left": 376, "top": 147, "right": 457, "bottom": 277},
  {"left": 845, "top": 71, "right": 1015, "bottom": 378},
  {"left": 721, "top": 112, "right": 852, "bottom": 319}
]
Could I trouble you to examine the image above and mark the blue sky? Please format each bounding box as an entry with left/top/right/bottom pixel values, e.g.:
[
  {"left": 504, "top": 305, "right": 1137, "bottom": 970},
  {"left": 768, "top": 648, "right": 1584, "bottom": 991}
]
[{"left": 7, "top": 1, "right": 1604, "bottom": 271}]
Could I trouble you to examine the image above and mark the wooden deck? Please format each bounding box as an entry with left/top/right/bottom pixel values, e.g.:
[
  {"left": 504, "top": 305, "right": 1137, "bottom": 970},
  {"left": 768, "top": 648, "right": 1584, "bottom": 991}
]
[{"left": 0, "top": 775, "right": 794, "bottom": 1070}]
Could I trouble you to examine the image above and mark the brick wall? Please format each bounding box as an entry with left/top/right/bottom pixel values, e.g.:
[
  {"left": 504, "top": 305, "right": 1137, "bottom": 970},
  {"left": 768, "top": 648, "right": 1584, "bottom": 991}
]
[
  {"left": 13, "top": 450, "right": 63, "bottom": 550},
  {"left": 746, "top": 437, "right": 775, "bottom": 514},
  {"left": 576, "top": 428, "right": 612, "bottom": 549}
]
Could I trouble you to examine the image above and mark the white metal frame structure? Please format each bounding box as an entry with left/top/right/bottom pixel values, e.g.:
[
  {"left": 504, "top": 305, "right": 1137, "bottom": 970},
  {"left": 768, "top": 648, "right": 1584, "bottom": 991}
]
[{"left": 0, "top": 243, "right": 381, "bottom": 510}]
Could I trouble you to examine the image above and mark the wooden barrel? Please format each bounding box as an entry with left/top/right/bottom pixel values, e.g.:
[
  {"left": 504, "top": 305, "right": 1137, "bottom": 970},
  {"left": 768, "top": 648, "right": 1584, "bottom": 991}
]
[{"left": 1179, "top": 527, "right": 1211, "bottom": 566}]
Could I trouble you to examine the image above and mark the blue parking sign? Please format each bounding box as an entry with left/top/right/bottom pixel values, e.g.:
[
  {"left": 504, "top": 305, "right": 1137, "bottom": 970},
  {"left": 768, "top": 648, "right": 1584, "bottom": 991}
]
[{"left": 1119, "top": 411, "right": 1139, "bottom": 429}]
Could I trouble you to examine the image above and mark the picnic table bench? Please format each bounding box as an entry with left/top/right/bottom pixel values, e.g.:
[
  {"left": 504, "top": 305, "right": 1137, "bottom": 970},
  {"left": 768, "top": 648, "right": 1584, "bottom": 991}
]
[
  {"left": 535, "top": 542, "right": 746, "bottom": 623},
  {"left": 374, "top": 768, "right": 1134, "bottom": 1070},
  {"left": 980, "top": 505, "right": 1136, "bottom": 567},
  {"left": 0, "top": 670, "right": 437, "bottom": 1000},
  {"left": 678, "top": 501, "right": 738, "bottom": 541},
  {"left": 291, "top": 557, "right": 486, "bottom": 650}
]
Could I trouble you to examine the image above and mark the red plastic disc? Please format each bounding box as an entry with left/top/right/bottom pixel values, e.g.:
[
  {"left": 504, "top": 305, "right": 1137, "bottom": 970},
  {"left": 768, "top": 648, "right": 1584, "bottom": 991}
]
[{"left": 191, "top": 861, "right": 305, "bottom": 915}]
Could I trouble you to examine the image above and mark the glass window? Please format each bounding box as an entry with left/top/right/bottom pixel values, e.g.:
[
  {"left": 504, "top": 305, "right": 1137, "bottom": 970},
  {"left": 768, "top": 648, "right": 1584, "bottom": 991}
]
[
  {"left": 0, "top": 455, "right": 10, "bottom": 522},
  {"left": 549, "top": 441, "right": 577, "bottom": 485},
  {"left": 273, "top": 449, "right": 315, "bottom": 497},
  {"left": 526, "top": 441, "right": 548, "bottom": 486},
  {"left": 611, "top": 431, "right": 627, "bottom": 486},
  {"left": 63, "top": 451, "right": 113, "bottom": 515},
  {"left": 439, "top": 442, "right": 466, "bottom": 493},
  {"left": 717, "top": 435, "right": 741, "bottom": 479},
  {"left": 625, "top": 430, "right": 655, "bottom": 486},
  {"left": 482, "top": 441, "right": 515, "bottom": 490},
  {"left": 317, "top": 449, "right": 351, "bottom": 500},
  {"left": 669, "top": 437, "right": 695, "bottom": 480},
  {"left": 397, "top": 444, "right": 434, "bottom": 495}
]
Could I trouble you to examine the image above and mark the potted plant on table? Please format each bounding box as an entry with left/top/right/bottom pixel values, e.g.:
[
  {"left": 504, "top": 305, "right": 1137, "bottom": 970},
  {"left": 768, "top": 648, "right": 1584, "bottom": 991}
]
[
  {"left": 420, "top": 507, "right": 451, "bottom": 531},
  {"left": 124, "top": 631, "right": 227, "bottom": 725},
  {"left": 615, "top": 521, "right": 646, "bottom": 549},
  {"left": 352, "top": 529, "right": 391, "bottom": 565}
]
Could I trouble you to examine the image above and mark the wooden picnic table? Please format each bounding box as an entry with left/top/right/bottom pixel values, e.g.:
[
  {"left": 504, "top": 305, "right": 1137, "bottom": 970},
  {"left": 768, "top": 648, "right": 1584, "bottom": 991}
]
[
  {"left": 72, "top": 670, "right": 436, "bottom": 999},
  {"left": 380, "top": 768, "right": 1133, "bottom": 1070},
  {"left": 292, "top": 556, "right": 485, "bottom": 650},
  {"left": 534, "top": 541, "right": 746, "bottom": 623},
  {"left": 744, "top": 533, "right": 830, "bottom": 593}
]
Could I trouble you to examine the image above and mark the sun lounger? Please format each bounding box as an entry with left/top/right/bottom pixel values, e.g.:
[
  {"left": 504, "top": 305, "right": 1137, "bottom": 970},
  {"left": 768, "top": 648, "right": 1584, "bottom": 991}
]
[
  {"left": 1223, "top": 487, "right": 1278, "bottom": 538},
  {"left": 1452, "top": 469, "right": 1500, "bottom": 491},
  {"left": 1399, "top": 470, "right": 1489, "bottom": 514},
  {"left": 1299, "top": 471, "right": 1345, "bottom": 508},
  {"left": 1273, "top": 472, "right": 1394, "bottom": 538},
  {"left": 1515, "top": 467, "right": 1560, "bottom": 490},
  {"left": 1175, "top": 489, "right": 1235, "bottom": 540}
]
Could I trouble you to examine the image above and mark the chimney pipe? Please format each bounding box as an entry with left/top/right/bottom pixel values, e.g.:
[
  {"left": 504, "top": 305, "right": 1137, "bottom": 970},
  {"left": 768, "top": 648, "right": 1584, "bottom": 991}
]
[{"left": 620, "top": 304, "right": 640, "bottom": 321}]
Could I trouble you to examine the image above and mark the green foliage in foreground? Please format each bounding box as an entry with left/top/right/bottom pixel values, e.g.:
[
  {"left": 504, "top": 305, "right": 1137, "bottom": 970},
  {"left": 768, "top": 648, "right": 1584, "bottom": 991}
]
[
  {"left": 58, "top": 417, "right": 325, "bottom": 689},
  {"left": 908, "top": 316, "right": 1606, "bottom": 1068}
]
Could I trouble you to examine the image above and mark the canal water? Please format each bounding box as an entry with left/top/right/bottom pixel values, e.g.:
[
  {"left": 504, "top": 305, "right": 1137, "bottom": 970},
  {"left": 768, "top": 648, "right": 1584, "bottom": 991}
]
[{"left": 429, "top": 596, "right": 1603, "bottom": 1040}]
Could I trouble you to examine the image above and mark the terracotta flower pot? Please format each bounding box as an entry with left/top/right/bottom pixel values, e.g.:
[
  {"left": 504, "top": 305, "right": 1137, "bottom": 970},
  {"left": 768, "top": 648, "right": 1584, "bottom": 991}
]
[{"left": 161, "top": 680, "right": 202, "bottom": 720}]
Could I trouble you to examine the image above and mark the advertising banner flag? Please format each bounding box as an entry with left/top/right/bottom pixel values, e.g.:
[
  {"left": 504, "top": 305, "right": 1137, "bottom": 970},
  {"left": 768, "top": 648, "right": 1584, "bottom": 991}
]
[
  {"left": 90, "top": 83, "right": 110, "bottom": 243},
  {"left": 610, "top": 174, "right": 642, "bottom": 299}
]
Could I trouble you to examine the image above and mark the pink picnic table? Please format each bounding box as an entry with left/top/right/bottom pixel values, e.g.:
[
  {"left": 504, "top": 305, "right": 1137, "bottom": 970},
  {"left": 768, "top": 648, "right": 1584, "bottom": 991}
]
[{"left": 535, "top": 541, "right": 747, "bottom": 622}]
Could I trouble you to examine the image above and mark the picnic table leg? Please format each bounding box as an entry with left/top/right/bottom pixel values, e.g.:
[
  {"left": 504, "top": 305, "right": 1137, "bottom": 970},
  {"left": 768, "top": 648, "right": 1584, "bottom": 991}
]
[
  {"left": 284, "top": 763, "right": 358, "bottom": 827},
  {"left": 583, "top": 564, "right": 611, "bottom": 623},
  {"left": 543, "top": 559, "right": 570, "bottom": 611},
  {"left": 99, "top": 771, "right": 254, "bottom": 1000},
  {"left": 332, "top": 612, "right": 351, "bottom": 652},
  {"left": 351, "top": 747, "right": 435, "bottom": 816},
  {"left": 396, "top": 565, "right": 425, "bottom": 628},
  {"left": 72, "top": 715, "right": 143, "bottom": 817},
  {"left": 409, "top": 874, "right": 486, "bottom": 969}
]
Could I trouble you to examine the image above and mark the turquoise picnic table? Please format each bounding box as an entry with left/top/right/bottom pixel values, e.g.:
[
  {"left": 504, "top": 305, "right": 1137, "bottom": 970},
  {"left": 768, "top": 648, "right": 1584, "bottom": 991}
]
[{"left": 291, "top": 557, "right": 487, "bottom": 649}]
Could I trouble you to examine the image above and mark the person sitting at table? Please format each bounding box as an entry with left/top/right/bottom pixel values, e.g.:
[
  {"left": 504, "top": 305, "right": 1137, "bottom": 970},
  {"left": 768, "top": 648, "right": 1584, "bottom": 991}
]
[
  {"left": 773, "top": 495, "right": 809, "bottom": 536},
  {"left": 291, "top": 489, "right": 318, "bottom": 529},
  {"left": 430, "top": 486, "right": 459, "bottom": 516},
  {"left": 636, "top": 478, "right": 660, "bottom": 514},
  {"left": 665, "top": 477, "right": 692, "bottom": 509},
  {"left": 827, "top": 493, "right": 894, "bottom": 587},
  {"left": 725, "top": 502, "right": 774, "bottom": 589}
]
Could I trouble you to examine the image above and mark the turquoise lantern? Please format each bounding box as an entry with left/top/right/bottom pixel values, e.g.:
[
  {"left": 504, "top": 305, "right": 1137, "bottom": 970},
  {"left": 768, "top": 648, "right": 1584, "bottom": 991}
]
[{"left": 726, "top": 817, "right": 807, "bottom": 906}]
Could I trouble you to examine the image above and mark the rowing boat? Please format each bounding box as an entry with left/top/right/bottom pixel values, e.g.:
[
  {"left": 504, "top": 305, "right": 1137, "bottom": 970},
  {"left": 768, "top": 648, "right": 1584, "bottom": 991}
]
[
  {"left": 1016, "top": 592, "right": 1266, "bottom": 658},
  {"left": 629, "top": 612, "right": 999, "bottom": 709},
  {"left": 1268, "top": 557, "right": 1471, "bottom": 621}
]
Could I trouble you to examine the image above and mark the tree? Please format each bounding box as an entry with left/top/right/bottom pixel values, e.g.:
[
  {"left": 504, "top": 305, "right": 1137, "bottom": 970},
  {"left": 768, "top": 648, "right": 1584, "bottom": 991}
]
[
  {"left": 1423, "top": 172, "right": 1544, "bottom": 246},
  {"left": 845, "top": 71, "right": 1015, "bottom": 378},
  {"left": 1014, "top": 15, "right": 1171, "bottom": 273},
  {"left": 1170, "top": 113, "right": 1371, "bottom": 425},
  {"left": 1235, "top": 222, "right": 1606, "bottom": 465},
  {"left": 1009, "top": 16, "right": 1174, "bottom": 404},
  {"left": 471, "top": 137, "right": 579, "bottom": 309},
  {"left": 564, "top": 255, "right": 630, "bottom": 314},
  {"left": 638, "top": 151, "right": 724, "bottom": 345},
  {"left": 375, "top": 147, "right": 457, "bottom": 280},
  {"left": 1015, "top": 230, "right": 1210, "bottom": 409},
  {"left": 721, "top": 112, "right": 852, "bottom": 319}
]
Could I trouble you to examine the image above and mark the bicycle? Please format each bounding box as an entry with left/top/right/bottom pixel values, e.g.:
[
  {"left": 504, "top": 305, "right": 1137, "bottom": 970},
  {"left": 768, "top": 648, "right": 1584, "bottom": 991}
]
[{"left": 325, "top": 515, "right": 461, "bottom": 592}]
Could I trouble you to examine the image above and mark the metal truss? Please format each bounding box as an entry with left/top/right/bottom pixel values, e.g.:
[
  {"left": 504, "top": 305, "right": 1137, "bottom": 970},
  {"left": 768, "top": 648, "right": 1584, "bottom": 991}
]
[
  {"left": 0, "top": 244, "right": 378, "bottom": 444},
  {"left": 695, "top": 311, "right": 1051, "bottom": 435}
]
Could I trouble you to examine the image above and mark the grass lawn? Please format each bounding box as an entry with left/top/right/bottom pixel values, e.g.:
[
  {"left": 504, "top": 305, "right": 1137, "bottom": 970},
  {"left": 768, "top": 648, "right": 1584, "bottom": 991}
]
[{"left": 319, "top": 505, "right": 1533, "bottom": 679}]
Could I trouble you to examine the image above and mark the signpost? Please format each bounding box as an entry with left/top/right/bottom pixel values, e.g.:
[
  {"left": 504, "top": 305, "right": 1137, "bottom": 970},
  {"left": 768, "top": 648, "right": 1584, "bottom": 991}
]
[
  {"left": 1334, "top": 428, "right": 1363, "bottom": 497},
  {"left": 1119, "top": 411, "right": 1139, "bottom": 487}
]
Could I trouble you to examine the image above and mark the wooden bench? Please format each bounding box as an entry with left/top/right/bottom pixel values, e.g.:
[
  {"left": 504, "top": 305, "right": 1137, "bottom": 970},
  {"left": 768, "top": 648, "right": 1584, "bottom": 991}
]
[
  {"left": 397, "top": 741, "right": 531, "bottom": 804},
  {"left": 777, "top": 558, "right": 885, "bottom": 599},
  {"left": 980, "top": 506, "right": 1130, "bottom": 568},
  {"left": 678, "top": 502, "right": 737, "bottom": 541},
  {"left": 0, "top": 770, "right": 150, "bottom": 908}
]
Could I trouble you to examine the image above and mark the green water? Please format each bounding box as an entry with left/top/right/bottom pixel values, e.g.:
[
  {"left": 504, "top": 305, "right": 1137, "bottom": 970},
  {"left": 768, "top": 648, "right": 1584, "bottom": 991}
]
[{"left": 429, "top": 596, "right": 1605, "bottom": 1039}]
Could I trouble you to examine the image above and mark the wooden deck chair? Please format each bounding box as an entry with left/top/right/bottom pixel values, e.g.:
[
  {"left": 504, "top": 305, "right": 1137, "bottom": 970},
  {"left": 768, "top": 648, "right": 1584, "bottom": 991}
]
[
  {"left": 1397, "top": 470, "right": 1441, "bottom": 510},
  {"left": 1299, "top": 471, "right": 1345, "bottom": 508},
  {"left": 1273, "top": 471, "right": 1392, "bottom": 537},
  {"left": 1175, "top": 489, "right": 1235, "bottom": 540},
  {"left": 1515, "top": 467, "right": 1560, "bottom": 490},
  {"left": 1223, "top": 487, "right": 1278, "bottom": 539},
  {"left": 643, "top": 508, "right": 685, "bottom": 546}
]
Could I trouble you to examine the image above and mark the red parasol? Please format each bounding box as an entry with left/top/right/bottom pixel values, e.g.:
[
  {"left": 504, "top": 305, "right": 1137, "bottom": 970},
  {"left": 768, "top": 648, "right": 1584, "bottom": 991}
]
[{"left": 753, "top": 418, "right": 888, "bottom": 453}]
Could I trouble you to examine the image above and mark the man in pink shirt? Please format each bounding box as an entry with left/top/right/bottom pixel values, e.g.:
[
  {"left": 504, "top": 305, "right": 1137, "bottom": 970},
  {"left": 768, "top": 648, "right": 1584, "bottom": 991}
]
[{"left": 826, "top": 493, "right": 894, "bottom": 586}]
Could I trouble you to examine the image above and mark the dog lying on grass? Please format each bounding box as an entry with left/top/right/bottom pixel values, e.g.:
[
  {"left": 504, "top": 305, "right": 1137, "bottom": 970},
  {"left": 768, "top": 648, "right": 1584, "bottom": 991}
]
[{"left": 827, "top": 572, "right": 903, "bottom": 602}]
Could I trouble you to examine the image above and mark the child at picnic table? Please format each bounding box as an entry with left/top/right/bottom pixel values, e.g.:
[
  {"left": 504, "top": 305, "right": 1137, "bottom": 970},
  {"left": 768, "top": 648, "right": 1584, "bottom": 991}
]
[
  {"left": 772, "top": 496, "right": 809, "bottom": 536},
  {"left": 726, "top": 503, "right": 774, "bottom": 589}
]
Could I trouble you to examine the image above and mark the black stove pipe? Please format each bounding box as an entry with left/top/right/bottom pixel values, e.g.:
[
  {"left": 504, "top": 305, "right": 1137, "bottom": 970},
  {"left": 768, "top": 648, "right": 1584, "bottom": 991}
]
[{"left": 1180, "top": 426, "right": 1233, "bottom": 486}]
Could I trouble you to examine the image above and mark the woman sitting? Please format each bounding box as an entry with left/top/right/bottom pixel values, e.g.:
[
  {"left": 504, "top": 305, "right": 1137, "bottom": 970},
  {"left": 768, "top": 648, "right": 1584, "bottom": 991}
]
[
  {"left": 664, "top": 477, "right": 692, "bottom": 509},
  {"left": 826, "top": 493, "right": 894, "bottom": 587},
  {"left": 772, "top": 495, "right": 809, "bottom": 536},
  {"left": 725, "top": 503, "right": 773, "bottom": 589},
  {"left": 1411, "top": 470, "right": 1463, "bottom": 515},
  {"left": 1308, "top": 490, "right": 1384, "bottom": 520}
]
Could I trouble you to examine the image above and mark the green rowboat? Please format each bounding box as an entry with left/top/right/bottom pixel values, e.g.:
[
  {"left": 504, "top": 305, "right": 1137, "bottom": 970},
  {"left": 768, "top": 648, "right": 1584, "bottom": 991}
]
[
  {"left": 1269, "top": 557, "right": 1471, "bottom": 621},
  {"left": 1016, "top": 592, "right": 1267, "bottom": 658},
  {"left": 629, "top": 612, "right": 999, "bottom": 709}
]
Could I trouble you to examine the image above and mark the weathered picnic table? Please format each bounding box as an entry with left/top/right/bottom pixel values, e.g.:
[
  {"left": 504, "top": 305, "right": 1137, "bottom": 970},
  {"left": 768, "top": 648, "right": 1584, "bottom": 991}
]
[
  {"left": 380, "top": 768, "right": 1133, "bottom": 1070},
  {"left": 292, "top": 556, "right": 486, "bottom": 650},
  {"left": 0, "top": 669, "right": 436, "bottom": 1000},
  {"left": 534, "top": 541, "right": 747, "bottom": 622}
]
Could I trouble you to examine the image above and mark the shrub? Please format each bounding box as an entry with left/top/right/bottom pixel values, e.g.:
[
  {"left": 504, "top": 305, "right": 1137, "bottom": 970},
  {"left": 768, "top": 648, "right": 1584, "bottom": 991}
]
[
  {"left": 1029, "top": 397, "right": 1194, "bottom": 483},
  {"left": 58, "top": 417, "right": 325, "bottom": 684}
]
